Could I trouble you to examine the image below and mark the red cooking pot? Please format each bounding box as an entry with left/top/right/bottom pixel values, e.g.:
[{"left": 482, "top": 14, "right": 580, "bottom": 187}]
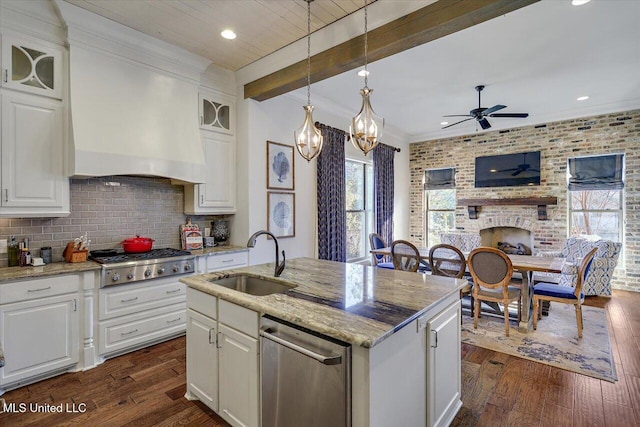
[{"left": 121, "top": 235, "right": 154, "bottom": 253}]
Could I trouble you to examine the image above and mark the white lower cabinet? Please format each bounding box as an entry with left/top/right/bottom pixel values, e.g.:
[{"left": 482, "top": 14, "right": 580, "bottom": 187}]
[
  {"left": 186, "top": 288, "right": 259, "bottom": 427},
  {"left": 196, "top": 250, "right": 248, "bottom": 274},
  {"left": 187, "top": 308, "right": 218, "bottom": 411},
  {"left": 0, "top": 276, "right": 80, "bottom": 389},
  {"left": 98, "top": 278, "right": 187, "bottom": 357},
  {"left": 427, "top": 301, "right": 462, "bottom": 427},
  {"left": 218, "top": 323, "right": 259, "bottom": 427}
]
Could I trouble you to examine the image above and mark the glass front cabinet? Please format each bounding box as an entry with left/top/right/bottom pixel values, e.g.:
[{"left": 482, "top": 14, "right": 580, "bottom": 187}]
[
  {"left": 1, "top": 34, "right": 63, "bottom": 99},
  {"left": 199, "top": 90, "right": 235, "bottom": 135}
]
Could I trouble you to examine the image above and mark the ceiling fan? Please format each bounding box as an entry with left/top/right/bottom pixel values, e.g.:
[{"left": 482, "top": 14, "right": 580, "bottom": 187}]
[
  {"left": 497, "top": 152, "right": 540, "bottom": 176},
  {"left": 442, "top": 85, "right": 529, "bottom": 130}
]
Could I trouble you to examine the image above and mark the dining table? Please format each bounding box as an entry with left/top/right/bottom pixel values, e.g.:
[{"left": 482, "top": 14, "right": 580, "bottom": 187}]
[{"left": 370, "top": 246, "right": 566, "bottom": 331}]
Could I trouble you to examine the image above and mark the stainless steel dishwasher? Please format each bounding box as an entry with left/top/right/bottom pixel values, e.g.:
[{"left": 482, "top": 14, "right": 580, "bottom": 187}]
[{"left": 260, "top": 315, "right": 351, "bottom": 427}]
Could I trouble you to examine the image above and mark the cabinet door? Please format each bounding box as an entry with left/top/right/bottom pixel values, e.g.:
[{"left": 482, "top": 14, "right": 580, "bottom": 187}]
[
  {"left": 1, "top": 91, "right": 69, "bottom": 215},
  {"left": 1, "top": 35, "right": 63, "bottom": 99},
  {"left": 186, "top": 309, "right": 218, "bottom": 411},
  {"left": 185, "top": 134, "right": 236, "bottom": 214},
  {"left": 427, "top": 301, "right": 462, "bottom": 427},
  {"left": 199, "top": 91, "right": 234, "bottom": 135},
  {"left": 0, "top": 293, "right": 79, "bottom": 386},
  {"left": 218, "top": 323, "right": 259, "bottom": 427}
]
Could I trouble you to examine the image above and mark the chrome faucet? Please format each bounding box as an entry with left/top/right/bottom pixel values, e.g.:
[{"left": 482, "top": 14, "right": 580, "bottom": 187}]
[{"left": 246, "top": 230, "right": 286, "bottom": 277}]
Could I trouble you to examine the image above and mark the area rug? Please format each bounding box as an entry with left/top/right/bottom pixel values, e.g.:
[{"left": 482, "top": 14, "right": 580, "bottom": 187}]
[{"left": 461, "top": 303, "right": 617, "bottom": 382}]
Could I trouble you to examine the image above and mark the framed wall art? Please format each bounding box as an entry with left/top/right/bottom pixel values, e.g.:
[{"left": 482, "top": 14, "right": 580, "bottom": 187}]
[
  {"left": 268, "top": 191, "right": 295, "bottom": 238},
  {"left": 267, "top": 140, "right": 295, "bottom": 190}
]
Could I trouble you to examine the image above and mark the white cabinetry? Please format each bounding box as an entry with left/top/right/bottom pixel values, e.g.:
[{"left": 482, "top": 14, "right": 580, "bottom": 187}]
[
  {"left": 98, "top": 278, "right": 186, "bottom": 357},
  {"left": 196, "top": 250, "right": 249, "bottom": 274},
  {"left": 427, "top": 301, "right": 462, "bottom": 427},
  {"left": 0, "top": 91, "right": 69, "bottom": 216},
  {"left": 185, "top": 88, "right": 236, "bottom": 215},
  {"left": 1, "top": 34, "right": 63, "bottom": 99},
  {"left": 0, "top": 275, "right": 79, "bottom": 389},
  {"left": 184, "top": 133, "right": 236, "bottom": 214},
  {"left": 186, "top": 288, "right": 259, "bottom": 427}
]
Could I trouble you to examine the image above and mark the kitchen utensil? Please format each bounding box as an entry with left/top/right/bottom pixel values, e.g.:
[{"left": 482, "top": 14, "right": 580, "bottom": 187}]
[{"left": 121, "top": 236, "right": 155, "bottom": 253}]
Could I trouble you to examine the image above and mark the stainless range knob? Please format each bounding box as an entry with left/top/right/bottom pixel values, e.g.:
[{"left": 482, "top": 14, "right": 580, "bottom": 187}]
[
  {"left": 144, "top": 269, "right": 152, "bottom": 277},
  {"left": 112, "top": 273, "right": 121, "bottom": 282},
  {"left": 184, "top": 263, "right": 192, "bottom": 272},
  {"left": 127, "top": 272, "right": 134, "bottom": 280},
  {"left": 157, "top": 267, "right": 165, "bottom": 274},
  {"left": 173, "top": 265, "right": 180, "bottom": 273}
]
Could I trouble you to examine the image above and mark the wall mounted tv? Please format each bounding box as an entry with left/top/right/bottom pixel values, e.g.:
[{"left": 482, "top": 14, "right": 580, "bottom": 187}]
[{"left": 475, "top": 151, "right": 541, "bottom": 188}]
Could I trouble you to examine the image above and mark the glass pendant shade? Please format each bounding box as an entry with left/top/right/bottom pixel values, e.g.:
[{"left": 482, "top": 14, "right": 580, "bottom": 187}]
[
  {"left": 294, "top": 105, "right": 323, "bottom": 162},
  {"left": 350, "top": 87, "right": 383, "bottom": 155}
]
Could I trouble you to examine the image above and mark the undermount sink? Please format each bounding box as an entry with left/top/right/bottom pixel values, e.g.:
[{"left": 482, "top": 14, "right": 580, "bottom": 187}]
[{"left": 209, "top": 275, "right": 297, "bottom": 296}]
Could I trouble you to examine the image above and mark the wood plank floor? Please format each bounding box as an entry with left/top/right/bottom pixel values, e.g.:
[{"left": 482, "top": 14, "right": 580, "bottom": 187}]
[{"left": 1, "top": 290, "right": 638, "bottom": 426}]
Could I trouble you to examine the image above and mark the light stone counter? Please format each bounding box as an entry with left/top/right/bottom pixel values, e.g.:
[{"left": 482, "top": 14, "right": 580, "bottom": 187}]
[
  {"left": 181, "top": 257, "right": 468, "bottom": 348},
  {"left": 0, "top": 261, "right": 101, "bottom": 283}
]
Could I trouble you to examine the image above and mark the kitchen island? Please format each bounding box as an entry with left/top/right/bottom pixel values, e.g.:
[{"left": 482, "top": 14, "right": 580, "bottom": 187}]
[{"left": 181, "top": 257, "right": 467, "bottom": 427}]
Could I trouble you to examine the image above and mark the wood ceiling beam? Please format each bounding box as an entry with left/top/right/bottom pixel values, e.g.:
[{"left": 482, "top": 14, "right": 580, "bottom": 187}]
[{"left": 244, "top": 0, "right": 539, "bottom": 101}]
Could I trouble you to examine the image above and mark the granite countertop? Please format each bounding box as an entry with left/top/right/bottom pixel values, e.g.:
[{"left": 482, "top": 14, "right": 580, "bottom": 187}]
[
  {"left": 0, "top": 261, "right": 101, "bottom": 283},
  {"left": 181, "top": 257, "right": 468, "bottom": 348},
  {"left": 189, "top": 245, "right": 248, "bottom": 256}
]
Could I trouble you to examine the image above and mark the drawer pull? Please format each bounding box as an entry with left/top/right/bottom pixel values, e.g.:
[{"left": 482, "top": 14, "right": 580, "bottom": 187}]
[
  {"left": 166, "top": 289, "right": 181, "bottom": 294},
  {"left": 27, "top": 286, "right": 52, "bottom": 293},
  {"left": 222, "top": 259, "right": 234, "bottom": 263},
  {"left": 121, "top": 329, "right": 138, "bottom": 336},
  {"left": 121, "top": 297, "right": 139, "bottom": 303},
  {"left": 166, "top": 317, "right": 182, "bottom": 324}
]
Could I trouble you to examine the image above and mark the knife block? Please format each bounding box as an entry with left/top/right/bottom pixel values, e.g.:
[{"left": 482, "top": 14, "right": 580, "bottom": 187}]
[{"left": 63, "top": 241, "right": 88, "bottom": 263}]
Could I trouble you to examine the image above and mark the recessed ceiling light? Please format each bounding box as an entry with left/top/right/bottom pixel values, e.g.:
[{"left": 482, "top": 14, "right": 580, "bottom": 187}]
[
  {"left": 577, "top": 95, "right": 589, "bottom": 101},
  {"left": 572, "top": 0, "right": 590, "bottom": 6},
  {"left": 440, "top": 121, "right": 449, "bottom": 126},
  {"left": 221, "top": 29, "right": 236, "bottom": 40},
  {"left": 357, "top": 69, "right": 369, "bottom": 77}
]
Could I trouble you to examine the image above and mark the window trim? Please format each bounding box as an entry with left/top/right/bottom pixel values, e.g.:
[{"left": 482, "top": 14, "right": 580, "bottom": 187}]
[{"left": 345, "top": 158, "right": 374, "bottom": 262}]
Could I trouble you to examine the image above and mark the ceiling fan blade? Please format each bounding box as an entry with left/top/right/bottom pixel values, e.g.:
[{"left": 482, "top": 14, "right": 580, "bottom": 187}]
[
  {"left": 443, "top": 115, "right": 473, "bottom": 117},
  {"left": 477, "top": 117, "right": 491, "bottom": 129},
  {"left": 512, "top": 170, "right": 524, "bottom": 176},
  {"left": 489, "top": 113, "right": 529, "bottom": 118},
  {"left": 481, "top": 104, "right": 506, "bottom": 116},
  {"left": 442, "top": 117, "right": 474, "bottom": 129}
]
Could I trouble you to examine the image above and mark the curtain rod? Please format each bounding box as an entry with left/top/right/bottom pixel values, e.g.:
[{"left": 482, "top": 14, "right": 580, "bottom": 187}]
[{"left": 344, "top": 133, "right": 401, "bottom": 153}]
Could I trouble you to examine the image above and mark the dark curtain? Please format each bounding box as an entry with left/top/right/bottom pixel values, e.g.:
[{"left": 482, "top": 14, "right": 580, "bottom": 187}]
[
  {"left": 316, "top": 122, "right": 346, "bottom": 262},
  {"left": 373, "top": 143, "right": 396, "bottom": 248}
]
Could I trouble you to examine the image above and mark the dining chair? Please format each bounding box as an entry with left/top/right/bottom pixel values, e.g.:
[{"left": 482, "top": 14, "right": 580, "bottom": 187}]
[
  {"left": 467, "top": 247, "right": 521, "bottom": 337},
  {"left": 533, "top": 247, "right": 597, "bottom": 339},
  {"left": 391, "top": 240, "right": 422, "bottom": 272},
  {"left": 368, "top": 233, "right": 394, "bottom": 269},
  {"left": 429, "top": 243, "right": 473, "bottom": 316}
]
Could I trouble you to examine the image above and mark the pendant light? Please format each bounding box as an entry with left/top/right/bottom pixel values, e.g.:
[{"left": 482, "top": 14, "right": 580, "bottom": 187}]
[
  {"left": 294, "top": 0, "right": 323, "bottom": 162},
  {"left": 350, "top": 0, "right": 384, "bottom": 156}
]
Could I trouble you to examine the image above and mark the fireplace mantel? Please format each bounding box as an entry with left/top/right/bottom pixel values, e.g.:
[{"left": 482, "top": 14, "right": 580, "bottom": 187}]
[{"left": 457, "top": 197, "right": 558, "bottom": 220}]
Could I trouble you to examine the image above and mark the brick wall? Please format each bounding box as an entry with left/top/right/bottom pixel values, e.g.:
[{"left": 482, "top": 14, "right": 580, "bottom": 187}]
[
  {"left": 0, "top": 176, "right": 224, "bottom": 265},
  {"left": 410, "top": 109, "right": 640, "bottom": 292}
]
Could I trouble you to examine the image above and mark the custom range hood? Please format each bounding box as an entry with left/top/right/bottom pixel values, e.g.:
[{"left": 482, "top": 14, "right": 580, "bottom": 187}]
[{"left": 58, "top": 1, "right": 211, "bottom": 184}]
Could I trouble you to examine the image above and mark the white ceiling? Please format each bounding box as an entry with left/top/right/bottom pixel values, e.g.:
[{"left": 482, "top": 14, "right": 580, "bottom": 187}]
[{"left": 63, "top": 0, "right": 640, "bottom": 142}]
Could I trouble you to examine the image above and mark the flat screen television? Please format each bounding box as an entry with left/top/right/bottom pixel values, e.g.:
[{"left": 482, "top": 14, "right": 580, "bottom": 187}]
[{"left": 475, "top": 151, "right": 541, "bottom": 188}]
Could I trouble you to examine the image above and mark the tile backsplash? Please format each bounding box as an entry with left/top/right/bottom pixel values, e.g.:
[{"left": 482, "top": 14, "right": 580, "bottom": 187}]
[{"left": 0, "top": 176, "right": 228, "bottom": 266}]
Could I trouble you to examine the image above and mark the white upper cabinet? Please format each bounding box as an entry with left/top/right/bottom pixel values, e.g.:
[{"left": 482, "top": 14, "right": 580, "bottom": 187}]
[
  {"left": 1, "top": 91, "right": 70, "bottom": 216},
  {"left": 184, "top": 133, "right": 236, "bottom": 214},
  {"left": 199, "top": 90, "right": 235, "bottom": 135},
  {"left": 1, "top": 34, "right": 63, "bottom": 100}
]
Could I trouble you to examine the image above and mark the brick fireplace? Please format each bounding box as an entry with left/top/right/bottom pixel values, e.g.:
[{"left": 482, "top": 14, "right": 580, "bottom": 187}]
[{"left": 476, "top": 216, "right": 536, "bottom": 255}]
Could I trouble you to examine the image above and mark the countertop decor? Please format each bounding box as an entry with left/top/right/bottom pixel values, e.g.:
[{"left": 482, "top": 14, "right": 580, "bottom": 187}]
[
  {"left": 181, "top": 257, "right": 467, "bottom": 348},
  {"left": 0, "top": 262, "right": 101, "bottom": 283}
]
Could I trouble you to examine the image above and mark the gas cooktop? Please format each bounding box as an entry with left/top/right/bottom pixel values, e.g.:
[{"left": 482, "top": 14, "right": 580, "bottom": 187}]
[
  {"left": 90, "top": 248, "right": 196, "bottom": 287},
  {"left": 90, "top": 248, "right": 192, "bottom": 264}
]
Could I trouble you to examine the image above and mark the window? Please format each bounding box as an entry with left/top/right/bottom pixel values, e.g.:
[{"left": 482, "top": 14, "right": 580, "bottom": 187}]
[
  {"left": 345, "top": 160, "right": 374, "bottom": 261},
  {"left": 568, "top": 154, "right": 624, "bottom": 244},
  {"left": 424, "top": 168, "right": 456, "bottom": 247}
]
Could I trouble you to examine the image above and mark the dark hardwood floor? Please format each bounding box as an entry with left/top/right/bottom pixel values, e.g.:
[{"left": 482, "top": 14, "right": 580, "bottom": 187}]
[{"left": 1, "top": 290, "right": 638, "bottom": 426}]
